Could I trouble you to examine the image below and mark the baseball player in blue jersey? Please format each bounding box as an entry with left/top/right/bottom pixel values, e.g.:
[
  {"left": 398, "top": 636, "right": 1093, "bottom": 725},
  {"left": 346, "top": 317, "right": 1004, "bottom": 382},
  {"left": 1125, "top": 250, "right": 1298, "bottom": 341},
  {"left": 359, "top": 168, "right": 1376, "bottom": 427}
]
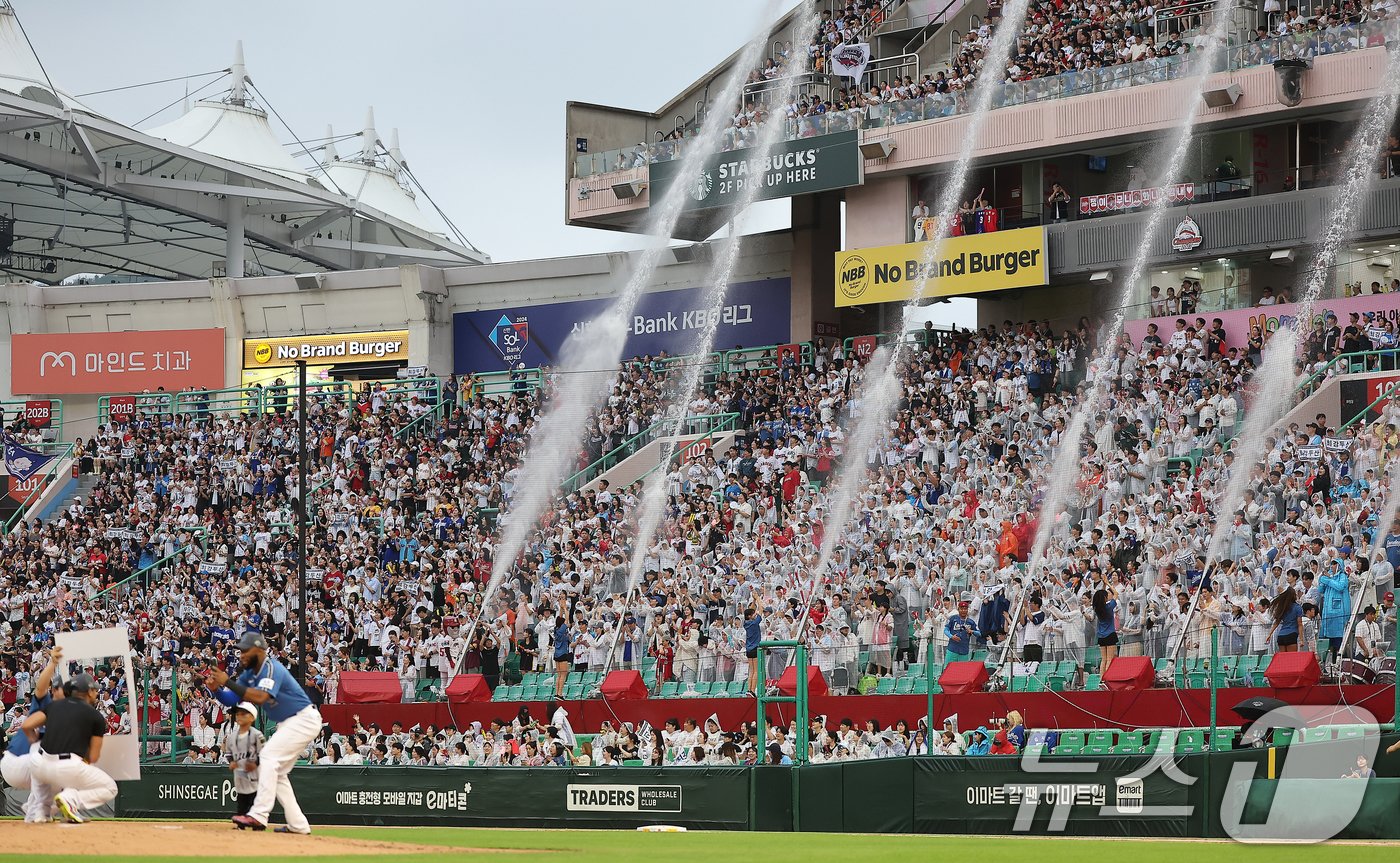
[
  {"left": 204, "top": 632, "right": 321, "bottom": 834},
  {"left": 1, "top": 646, "right": 63, "bottom": 822}
]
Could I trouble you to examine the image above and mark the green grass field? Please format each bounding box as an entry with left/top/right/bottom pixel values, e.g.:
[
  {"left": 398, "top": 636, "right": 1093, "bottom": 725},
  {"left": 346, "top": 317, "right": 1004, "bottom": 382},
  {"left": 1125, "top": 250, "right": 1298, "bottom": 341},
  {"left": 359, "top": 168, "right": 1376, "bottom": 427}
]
[{"left": 10, "top": 825, "right": 1400, "bottom": 863}]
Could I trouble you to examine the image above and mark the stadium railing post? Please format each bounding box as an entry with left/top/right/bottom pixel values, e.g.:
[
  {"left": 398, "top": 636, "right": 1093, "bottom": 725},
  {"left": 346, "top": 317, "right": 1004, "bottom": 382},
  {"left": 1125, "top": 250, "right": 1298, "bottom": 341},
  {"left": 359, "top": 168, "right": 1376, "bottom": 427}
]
[
  {"left": 752, "top": 639, "right": 804, "bottom": 831},
  {"left": 170, "top": 677, "right": 179, "bottom": 764},
  {"left": 1205, "top": 626, "right": 1218, "bottom": 838},
  {"left": 140, "top": 662, "right": 148, "bottom": 762},
  {"left": 794, "top": 643, "right": 808, "bottom": 832}
]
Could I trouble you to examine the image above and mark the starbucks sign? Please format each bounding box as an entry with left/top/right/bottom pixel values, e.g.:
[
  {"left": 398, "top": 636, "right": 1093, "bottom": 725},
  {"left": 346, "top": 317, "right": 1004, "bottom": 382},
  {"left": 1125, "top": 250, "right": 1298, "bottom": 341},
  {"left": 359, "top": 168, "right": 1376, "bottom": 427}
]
[{"left": 649, "top": 130, "right": 861, "bottom": 211}]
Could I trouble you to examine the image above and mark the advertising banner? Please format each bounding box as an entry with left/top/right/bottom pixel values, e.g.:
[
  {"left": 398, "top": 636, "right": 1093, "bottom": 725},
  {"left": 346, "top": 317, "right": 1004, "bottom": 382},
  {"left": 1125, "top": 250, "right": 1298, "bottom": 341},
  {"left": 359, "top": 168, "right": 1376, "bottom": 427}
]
[
  {"left": 11, "top": 329, "right": 225, "bottom": 395},
  {"left": 1125, "top": 292, "right": 1400, "bottom": 353},
  {"left": 243, "top": 330, "right": 409, "bottom": 368},
  {"left": 119, "top": 765, "right": 749, "bottom": 830},
  {"left": 834, "top": 227, "right": 1049, "bottom": 308},
  {"left": 453, "top": 279, "right": 791, "bottom": 374},
  {"left": 912, "top": 756, "right": 1192, "bottom": 836},
  {"left": 1079, "top": 183, "right": 1195, "bottom": 216},
  {"left": 648, "top": 131, "right": 861, "bottom": 212}
]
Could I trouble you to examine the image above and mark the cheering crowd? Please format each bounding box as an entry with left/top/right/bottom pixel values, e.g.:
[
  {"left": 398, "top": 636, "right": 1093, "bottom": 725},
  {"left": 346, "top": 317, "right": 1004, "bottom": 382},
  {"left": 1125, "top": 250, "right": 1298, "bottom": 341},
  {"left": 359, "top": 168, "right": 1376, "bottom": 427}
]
[{"left": 3, "top": 297, "right": 1400, "bottom": 764}]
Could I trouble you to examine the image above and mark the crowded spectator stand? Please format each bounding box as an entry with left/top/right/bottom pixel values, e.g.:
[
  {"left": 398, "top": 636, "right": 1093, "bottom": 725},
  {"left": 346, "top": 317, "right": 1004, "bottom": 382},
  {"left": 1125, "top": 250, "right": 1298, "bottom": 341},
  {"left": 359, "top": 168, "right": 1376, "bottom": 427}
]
[{"left": 6, "top": 292, "right": 1398, "bottom": 769}]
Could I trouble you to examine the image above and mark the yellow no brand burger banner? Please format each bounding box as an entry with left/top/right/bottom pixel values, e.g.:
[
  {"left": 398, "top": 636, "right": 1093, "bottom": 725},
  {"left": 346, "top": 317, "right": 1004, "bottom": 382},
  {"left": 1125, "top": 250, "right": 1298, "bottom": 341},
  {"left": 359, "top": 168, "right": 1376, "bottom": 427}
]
[
  {"left": 242, "top": 330, "right": 410, "bottom": 368},
  {"left": 835, "top": 227, "right": 1049, "bottom": 307}
]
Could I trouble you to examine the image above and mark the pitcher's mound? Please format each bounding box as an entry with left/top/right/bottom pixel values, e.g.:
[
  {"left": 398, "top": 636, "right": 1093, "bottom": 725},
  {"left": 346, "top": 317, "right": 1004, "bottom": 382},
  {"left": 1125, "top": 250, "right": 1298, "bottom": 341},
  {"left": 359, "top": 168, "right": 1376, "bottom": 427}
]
[{"left": 0, "top": 820, "right": 499, "bottom": 857}]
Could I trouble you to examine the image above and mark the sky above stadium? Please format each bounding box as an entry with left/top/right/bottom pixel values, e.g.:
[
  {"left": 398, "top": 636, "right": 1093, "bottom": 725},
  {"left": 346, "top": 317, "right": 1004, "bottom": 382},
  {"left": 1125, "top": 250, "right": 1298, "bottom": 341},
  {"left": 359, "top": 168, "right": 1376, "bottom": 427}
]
[{"left": 16, "top": 0, "right": 801, "bottom": 263}]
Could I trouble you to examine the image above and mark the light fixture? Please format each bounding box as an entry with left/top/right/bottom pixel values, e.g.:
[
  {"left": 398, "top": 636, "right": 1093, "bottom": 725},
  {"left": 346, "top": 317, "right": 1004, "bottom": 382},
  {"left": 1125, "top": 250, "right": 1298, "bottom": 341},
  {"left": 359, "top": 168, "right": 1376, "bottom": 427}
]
[
  {"left": 1389, "top": 244, "right": 1397, "bottom": 250},
  {"left": 671, "top": 243, "right": 711, "bottom": 264},
  {"left": 294, "top": 273, "right": 324, "bottom": 291},
  {"left": 611, "top": 180, "right": 646, "bottom": 199},
  {"left": 1090, "top": 271, "right": 1113, "bottom": 283},
  {"left": 1201, "top": 83, "right": 1243, "bottom": 108},
  {"left": 859, "top": 138, "right": 897, "bottom": 160},
  {"left": 1160, "top": 271, "right": 1169, "bottom": 275},
  {"left": 1269, "top": 248, "right": 1295, "bottom": 264}
]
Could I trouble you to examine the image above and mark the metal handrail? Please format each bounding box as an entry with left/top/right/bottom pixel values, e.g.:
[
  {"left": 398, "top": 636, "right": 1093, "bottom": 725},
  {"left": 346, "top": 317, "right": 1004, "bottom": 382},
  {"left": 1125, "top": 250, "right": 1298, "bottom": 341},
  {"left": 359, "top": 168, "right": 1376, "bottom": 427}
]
[
  {"left": 901, "top": 0, "right": 968, "bottom": 54},
  {"left": 840, "top": 324, "right": 960, "bottom": 355},
  {"left": 94, "top": 543, "right": 196, "bottom": 611},
  {"left": 630, "top": 413, "right": 740, "bottom": 487},
  {"left": 472, "top": 367, "right": 544, "bottom": 398},
  {"left": 0, "top": 398, "right": 63, "bottom": 438},
  {"left": 1296, "top": 349, "right": 1394, "bottom": 396},
  {"left": 1339, "top": 385, "right": 1396, "bottom": 433},
  {"left": 561, "top": 412, "right": 740, "bottom": 494},
  {"left": 0, "top": 441, "right": 73, "bottom": 534},
  {"left": 859, "top": 52, "right": 921, "bottom": 91}
]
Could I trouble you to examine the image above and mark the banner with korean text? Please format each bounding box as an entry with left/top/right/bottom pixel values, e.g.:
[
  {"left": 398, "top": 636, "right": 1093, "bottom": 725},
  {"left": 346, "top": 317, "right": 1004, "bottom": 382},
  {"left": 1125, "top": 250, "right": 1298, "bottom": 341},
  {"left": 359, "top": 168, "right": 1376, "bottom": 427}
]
[
  {"left": 452, "top": 279, "right": 791, "bottom": 373},
  {"left": 11, "top": 329, "right": 226, "bottom": 394}
]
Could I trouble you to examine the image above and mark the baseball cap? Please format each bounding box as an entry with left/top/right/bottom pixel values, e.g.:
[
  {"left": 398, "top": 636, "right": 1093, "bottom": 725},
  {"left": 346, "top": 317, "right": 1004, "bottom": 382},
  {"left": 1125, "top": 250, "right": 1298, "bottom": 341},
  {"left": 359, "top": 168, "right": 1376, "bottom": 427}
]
[
  {"left": 1387, "top": 591, "right": 1395, "bottom": 602},
  {"left": 237, "top": 632, "right": 269, "bottom": 651},
  {"left": 65, "top": 673, "right": 95, "bottom": 694},
  {"left": 234, "top": 701, "right": 258, "bottom": 719}
]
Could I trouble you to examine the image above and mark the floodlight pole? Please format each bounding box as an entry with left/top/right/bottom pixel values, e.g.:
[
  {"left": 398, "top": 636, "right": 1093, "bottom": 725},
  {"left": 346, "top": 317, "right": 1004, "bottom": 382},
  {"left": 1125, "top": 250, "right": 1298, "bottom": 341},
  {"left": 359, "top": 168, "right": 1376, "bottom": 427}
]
[{"left": 296, "top": 359, "right": 308, "bottom": 683}]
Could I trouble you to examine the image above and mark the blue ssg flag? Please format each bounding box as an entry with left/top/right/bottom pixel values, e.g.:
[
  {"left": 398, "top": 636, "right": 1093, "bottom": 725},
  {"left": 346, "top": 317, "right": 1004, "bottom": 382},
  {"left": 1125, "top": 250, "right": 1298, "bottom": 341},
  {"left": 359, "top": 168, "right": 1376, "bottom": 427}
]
[{"left": 4, "top": 437, "right": 56, "bottom": 482}]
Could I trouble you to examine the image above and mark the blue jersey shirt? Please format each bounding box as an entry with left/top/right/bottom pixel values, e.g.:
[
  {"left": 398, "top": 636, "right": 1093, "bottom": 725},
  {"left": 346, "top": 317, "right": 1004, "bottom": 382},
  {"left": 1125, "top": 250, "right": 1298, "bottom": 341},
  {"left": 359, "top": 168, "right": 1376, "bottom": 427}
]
[
  {"left": 944, "top": 614, "right": 979, "bottom": 655},
  {"left": 744, "top": 615, "right": 763, "bottom": 652},
  {"left": 5, "top": 691, "right": 53, "bottom": 757},
  {"left": 235, "top": 655, "right": 312, "bottom": 723}
]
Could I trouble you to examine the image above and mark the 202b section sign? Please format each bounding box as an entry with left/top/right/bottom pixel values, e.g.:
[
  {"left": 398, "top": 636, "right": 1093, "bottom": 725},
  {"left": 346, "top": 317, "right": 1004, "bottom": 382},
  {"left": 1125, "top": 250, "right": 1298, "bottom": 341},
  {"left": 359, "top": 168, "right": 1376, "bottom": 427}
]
[
  {"left": 453, "top": 279, "right": 791, "bottom": 373},
  {"left": 648, "top": 131, "right": 861, "bottom": 211}
]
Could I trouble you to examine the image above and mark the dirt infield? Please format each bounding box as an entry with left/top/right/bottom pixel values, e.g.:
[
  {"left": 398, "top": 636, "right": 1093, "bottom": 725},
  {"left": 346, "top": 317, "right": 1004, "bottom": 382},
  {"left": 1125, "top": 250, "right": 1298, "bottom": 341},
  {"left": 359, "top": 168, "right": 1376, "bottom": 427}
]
[{"left": 0, "top": 820, "right": 511, "bottom": 857}]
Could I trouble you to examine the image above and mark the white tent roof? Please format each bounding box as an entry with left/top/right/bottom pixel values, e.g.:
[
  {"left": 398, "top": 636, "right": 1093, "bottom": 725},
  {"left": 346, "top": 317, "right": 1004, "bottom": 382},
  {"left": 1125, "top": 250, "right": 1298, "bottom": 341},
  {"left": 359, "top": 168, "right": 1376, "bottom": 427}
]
[
  {"left": 322, "top": 160, "right": 444, "bottom": 236},
  {"left": 0, "top": 2, "right": 102, "bottom": 117},
  {"left": 0, "top": 8, "right": 486, "bottom": 281},
  {"left": 318, "top": 111, "right": 447, "bottom": 236},
  {"left": 146, "top": 100, "right": 312, "bottom": 184}
]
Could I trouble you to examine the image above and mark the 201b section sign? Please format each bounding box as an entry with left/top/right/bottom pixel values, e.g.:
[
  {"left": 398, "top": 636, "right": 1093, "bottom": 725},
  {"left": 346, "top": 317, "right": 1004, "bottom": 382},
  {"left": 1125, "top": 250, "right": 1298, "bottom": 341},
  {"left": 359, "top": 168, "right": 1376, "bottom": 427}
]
[
  {"left": 453, "top": 279, "right": 791, "bottom": 373},
  {"left": 649, "top": 131, "right": 861, "bottom": 211}
]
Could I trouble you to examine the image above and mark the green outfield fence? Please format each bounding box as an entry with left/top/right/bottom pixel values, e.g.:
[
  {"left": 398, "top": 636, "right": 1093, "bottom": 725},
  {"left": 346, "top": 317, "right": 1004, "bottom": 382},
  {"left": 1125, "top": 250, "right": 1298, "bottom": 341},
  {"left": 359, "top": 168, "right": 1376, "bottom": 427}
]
[{"left": 7, "top": 735, "right": 1395, "bottom": 837}]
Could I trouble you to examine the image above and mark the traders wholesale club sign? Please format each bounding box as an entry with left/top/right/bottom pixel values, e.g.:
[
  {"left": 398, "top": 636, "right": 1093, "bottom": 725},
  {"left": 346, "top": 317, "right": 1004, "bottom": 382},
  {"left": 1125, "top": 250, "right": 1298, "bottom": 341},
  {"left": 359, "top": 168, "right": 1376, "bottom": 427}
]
[
  {"left": 834, "top": 227, "right": 1049, "bottom": 307},
  {"left": 10, "top": 328, "right": 226, "bottom": 395},
  {"left": 648, "top": 130, "right": 861, "bottom": 211}
]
